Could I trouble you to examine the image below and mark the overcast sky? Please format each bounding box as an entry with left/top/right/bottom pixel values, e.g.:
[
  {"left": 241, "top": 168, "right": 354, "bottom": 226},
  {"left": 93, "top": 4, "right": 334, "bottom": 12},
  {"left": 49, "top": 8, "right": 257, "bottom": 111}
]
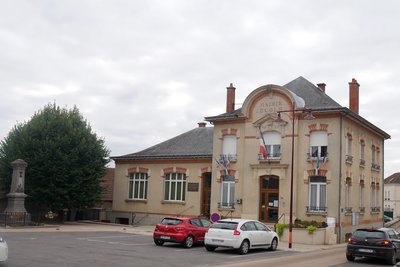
[{"left": 1, "top": 1, "right": 399, "bottom": 177}]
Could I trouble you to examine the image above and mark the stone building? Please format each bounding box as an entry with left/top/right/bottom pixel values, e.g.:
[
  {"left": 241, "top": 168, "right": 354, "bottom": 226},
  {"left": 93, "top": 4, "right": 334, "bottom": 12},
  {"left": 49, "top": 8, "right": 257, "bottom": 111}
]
[{"left": 111, "top": 76, "right": 390, "bottom": 242}]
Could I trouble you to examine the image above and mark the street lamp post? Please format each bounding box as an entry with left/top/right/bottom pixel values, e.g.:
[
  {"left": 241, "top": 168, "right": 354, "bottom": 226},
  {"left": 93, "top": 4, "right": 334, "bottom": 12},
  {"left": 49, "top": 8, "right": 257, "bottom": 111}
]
[{"left": 275, "top": 103, "right": 314, "bottom": 249}]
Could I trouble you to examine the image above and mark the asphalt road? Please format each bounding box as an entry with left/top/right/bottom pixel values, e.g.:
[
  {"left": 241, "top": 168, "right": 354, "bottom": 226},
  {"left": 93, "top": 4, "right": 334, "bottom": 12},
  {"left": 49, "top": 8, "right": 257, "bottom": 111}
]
[{"left": 0, "top": 231, "right": 297, "bottom": 267}]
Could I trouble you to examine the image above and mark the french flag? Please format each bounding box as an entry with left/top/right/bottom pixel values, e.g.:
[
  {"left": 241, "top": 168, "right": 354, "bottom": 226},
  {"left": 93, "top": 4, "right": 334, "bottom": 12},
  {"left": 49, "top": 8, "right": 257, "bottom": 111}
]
[{"left": 259, "top": 131, "right": 268, "bottom": 160}]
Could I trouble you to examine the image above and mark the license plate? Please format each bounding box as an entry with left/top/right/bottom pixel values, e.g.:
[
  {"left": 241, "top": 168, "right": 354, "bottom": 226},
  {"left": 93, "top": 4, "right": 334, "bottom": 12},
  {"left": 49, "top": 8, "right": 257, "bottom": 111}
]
[
  {"left": 212, "top": 239, "right": 223, "bottom": 243},
  {"left": 160, "top": 236, "right": 171, "bottom": 240},
  {"left": 359, "top": 248, "right": 373, "bottom": 253}
]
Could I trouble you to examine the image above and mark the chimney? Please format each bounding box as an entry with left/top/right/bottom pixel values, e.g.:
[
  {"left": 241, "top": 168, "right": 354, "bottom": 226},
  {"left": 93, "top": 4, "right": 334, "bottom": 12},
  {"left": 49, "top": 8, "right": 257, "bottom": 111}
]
[
  {"left": 198, "top": 122, "right": 206, "bottom": 128},
  {"left": 317, "top": 83, "right": 326, "bottom": 92},
  {"left": 226, "top": 83, "right": 236, "bottom": 113},
  {"left": 349, "top": 78, "right": 359, "bottom": 114}
]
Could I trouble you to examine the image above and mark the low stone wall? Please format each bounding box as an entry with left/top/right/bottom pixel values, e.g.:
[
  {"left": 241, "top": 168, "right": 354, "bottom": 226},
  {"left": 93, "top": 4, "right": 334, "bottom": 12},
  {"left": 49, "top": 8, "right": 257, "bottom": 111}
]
[{"left": 280, "top": 226, "right": 337, "bottom": 245}]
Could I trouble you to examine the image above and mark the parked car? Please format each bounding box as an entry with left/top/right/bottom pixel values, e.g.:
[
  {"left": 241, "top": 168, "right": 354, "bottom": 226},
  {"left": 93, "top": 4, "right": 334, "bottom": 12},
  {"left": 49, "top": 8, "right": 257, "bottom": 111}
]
[
  {"left": 0, "top": 236, "right": 8, "bottom": 262},
  {"left": 384, "top": 215, "right": 392, "bottom": 223},
  {"left": 153, "top": 216, "right": 212, "bottom": 248},
  {"left": 204, "top": 219, "right": 279, "bottom": 255},
  {"left": 346, "top": 227, "right": 400, "bottom": 265}
]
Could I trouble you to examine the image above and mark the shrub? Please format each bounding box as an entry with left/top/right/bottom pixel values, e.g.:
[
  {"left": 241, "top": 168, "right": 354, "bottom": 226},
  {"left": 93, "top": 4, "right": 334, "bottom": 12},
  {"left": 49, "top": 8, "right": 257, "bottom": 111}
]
[
  {"left": 307, "top": 225, "right": 318, "bottom": 234},
  {"left": 275, "top": 223, "right": 289, "bottom": 237}
]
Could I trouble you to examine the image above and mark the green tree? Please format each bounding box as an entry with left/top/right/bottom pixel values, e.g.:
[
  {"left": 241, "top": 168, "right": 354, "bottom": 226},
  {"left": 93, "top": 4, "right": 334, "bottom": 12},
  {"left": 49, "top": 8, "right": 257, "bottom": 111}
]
[{"left": 0, "top": 103, "right": 110, "bottom": 212}]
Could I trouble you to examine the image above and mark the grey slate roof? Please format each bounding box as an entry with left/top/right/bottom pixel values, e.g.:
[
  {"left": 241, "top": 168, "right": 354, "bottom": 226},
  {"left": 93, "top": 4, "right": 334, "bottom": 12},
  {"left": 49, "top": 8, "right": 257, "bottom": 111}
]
[
  {"left": 205, "top": 76, "right": 390, "bottom": 139},
  {"left": 283, "top": 76, "right": 342, "bottom": 110},
  {"left": 112, "top": 127, "right": 213, "bottom": 160},
  {"left": 114, "top": 76, "right": 390, "bottom": 160},
  {"left": 384, "top": 173, "right": 400, "bottom": 184}
]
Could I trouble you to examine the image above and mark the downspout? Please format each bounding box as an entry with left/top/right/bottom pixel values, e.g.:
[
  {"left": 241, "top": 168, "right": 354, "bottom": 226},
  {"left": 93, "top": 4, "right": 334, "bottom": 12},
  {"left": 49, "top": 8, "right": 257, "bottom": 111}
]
[{"left": 338, "top": 113, "right": 343, "bottom": 243}]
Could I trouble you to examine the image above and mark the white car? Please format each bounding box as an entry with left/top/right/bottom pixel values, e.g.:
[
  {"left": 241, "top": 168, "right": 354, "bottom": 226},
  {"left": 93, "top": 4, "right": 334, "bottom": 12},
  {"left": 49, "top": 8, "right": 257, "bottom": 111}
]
[
  {"left": 0, "top": 236, "right": 7, "bottom": 262},
  {"left": 204, "top": 219, "right": 278, "bottom": 254}
]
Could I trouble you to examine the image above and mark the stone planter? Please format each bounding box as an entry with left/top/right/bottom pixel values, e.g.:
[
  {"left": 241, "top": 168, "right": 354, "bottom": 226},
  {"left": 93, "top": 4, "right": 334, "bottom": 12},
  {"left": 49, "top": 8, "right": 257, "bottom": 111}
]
[{"left": 280, "top": 227, "right": 337, "bottom": 245}]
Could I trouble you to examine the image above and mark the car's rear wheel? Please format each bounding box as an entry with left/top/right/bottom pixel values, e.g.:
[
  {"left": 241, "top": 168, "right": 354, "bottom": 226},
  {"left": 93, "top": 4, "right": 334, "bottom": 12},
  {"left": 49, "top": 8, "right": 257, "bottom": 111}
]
[
  {"left": 205, "top": 245, "right": 217, "bottom": 251},
  {"left": 184, "top": 235, "right": 194, "bottom": 248},
  {"left": 346, "top": 253, "right": 355, "bottom": 261},
  {"left": 238, "top": 240, "right": 250, "bottom": 255},
  {"left": 269, "top": 238, "right": 278, "bottom": 251},
  {"left": 154, "top": 239, "right": 164, "bottom": 246},
  {"left": 387, "top": 250, "right": 396, "bottom": 265}
]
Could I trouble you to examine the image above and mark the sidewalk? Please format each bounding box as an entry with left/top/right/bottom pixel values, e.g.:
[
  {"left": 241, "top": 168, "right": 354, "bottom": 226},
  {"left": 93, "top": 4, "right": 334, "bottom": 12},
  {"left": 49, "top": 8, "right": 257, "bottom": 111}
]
[{"left": 0, "top": 221, "right": 346, "bottom": 252}]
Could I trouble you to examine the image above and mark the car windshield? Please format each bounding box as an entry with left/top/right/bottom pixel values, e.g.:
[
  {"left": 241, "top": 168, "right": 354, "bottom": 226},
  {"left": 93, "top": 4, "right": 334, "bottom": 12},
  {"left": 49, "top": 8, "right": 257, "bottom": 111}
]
[
  {"left": 161, "top": 218, "right": 183, "bottom": 226},
  {"left": 210, "top": 221, "right": 238, "bottom": 230},
  {"left": 353, "top": 230, "right": 385, "bottom": 239}
]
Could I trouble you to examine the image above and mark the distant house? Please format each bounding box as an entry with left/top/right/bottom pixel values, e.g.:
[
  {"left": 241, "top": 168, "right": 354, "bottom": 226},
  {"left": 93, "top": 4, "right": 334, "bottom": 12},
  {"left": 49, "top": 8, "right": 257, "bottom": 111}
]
[
  {"left": 99, "top": 167, "right": 114, "bottom": 209},
  {"left": 384, "top": 173, "right": 400, "bottom": 218},
  {"left": 111, "top": 76, "right": 390, "bottom": 242}
]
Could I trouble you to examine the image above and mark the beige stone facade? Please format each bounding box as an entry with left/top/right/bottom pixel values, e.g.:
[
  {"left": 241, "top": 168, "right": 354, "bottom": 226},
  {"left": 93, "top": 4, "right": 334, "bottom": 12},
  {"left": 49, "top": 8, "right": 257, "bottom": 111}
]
[{"left": 111, "top": 77, "right": 390, "bottom": 243}]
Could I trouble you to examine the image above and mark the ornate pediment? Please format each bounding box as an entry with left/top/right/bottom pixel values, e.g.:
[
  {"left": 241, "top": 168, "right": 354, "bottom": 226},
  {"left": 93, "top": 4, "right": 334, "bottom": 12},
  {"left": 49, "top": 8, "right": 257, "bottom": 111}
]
[{"left": 253, "top": 114, "right": 288, "bottom": 129}]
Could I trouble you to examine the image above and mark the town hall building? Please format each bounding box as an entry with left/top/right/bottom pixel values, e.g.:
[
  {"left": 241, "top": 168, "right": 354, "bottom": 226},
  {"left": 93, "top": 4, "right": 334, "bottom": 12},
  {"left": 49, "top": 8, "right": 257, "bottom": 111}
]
[{"left": 111, "top": 76, "right": 390, "bottom": 242}]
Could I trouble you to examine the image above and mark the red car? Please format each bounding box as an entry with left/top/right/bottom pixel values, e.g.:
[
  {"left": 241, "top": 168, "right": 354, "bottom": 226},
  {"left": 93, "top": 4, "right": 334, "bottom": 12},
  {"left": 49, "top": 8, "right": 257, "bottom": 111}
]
[{"left": 153, "top": 216, "right": 212, "bottom": 248}]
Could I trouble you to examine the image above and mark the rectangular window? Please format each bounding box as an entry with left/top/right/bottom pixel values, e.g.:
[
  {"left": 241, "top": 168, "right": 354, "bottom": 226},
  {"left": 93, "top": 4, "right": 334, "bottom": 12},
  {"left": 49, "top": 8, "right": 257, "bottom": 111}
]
[
  {"left": 345, "top": 182, "right": 350, "bottom": 208},
  {"left": 360, "top": 140, "right": 365, "bottom": 160},
  {"left": 128, "top": 172, "right": 148, "bottom": 200},
  {"left": 265, "top": 144, "right": 281, "bottom": 158},
  {"left": 370, "top": 185, "right": 375, "bottom": 208},
  {"left": 310, "top": 131, "right": 328, "bottom": 158},
  {"left": 308, "top": 176, "right": 326, "bottom": 212},
  {"left": 220, "top": 175, "right": 235, "bottom": 208},
  {"left": 372, "top": 146, "right": 376, "bottom": 164},
  {"left": 222, "top": 135, "right": 237, "bottom": 158},
  {"left": 346, "top": 134, "right": 352, "bottom": 156},
  {"left": 164, "top": 173, "right": 186, "bottom": 201}
]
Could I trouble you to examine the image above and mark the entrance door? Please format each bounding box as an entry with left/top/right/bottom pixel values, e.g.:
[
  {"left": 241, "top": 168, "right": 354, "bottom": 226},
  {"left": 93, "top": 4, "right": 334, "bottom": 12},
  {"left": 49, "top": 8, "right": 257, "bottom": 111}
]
[
  {"left": 259, "top": 176, "right": 279, "bottom": 223},
  {"left": 201, "top": 173, "right": 212, "bottom": 216}
]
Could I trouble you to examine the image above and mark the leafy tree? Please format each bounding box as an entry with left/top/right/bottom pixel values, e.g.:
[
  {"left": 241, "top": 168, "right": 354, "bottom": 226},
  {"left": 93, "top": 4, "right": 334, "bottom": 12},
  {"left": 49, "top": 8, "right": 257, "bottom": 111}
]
[{"left": 0, "top": 103, "right": 110, "bottom": 212}]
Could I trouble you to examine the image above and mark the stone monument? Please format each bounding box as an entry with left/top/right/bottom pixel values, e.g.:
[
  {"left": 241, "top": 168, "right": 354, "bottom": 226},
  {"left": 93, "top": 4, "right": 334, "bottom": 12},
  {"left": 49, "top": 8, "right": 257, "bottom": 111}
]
[{"left": 4, "top": 159, "right": 28, "bottom": 212}]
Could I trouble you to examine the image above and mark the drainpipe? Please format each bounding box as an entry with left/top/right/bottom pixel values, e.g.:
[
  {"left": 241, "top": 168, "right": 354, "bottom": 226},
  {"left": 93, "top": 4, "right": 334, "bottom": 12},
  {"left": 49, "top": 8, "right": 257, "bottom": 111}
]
[{"left": 338, "top": 114, "right": 343, "bottom": 243}]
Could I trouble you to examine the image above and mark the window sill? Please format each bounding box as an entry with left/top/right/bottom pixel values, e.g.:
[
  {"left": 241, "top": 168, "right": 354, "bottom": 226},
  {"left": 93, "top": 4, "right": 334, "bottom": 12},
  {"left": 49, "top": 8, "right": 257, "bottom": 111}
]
[
  {"left": 259, "top": 158, "right": 281, "bottom": 163},
  {"left": 161, "top": 200, "right": 186, "bottom": 205},
  {"left": 125, "top": 199, "right": 147, "bottom": 203},
  {"left": 306, "top": 211, "right": 327, "bottom": 217},
  {"left": 218, "top": 207, "right": 235, "bottom": 211}
]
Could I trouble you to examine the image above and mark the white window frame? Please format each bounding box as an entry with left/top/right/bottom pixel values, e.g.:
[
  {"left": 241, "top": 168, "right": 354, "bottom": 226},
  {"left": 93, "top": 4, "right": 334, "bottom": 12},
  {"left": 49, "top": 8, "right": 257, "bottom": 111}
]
[
  {"left": 220, "top": 175, "right": 235, "bottom": 208},
  {"left": 360, "top": 140, "right": 365, "bottom": 160},
  {"left": 346, "top": 134, "right": 352, "bottom": 157},
  {"left": 359, "top": 183, "right": 364, "bottom": 209},
  {"left": 310, "top": 131, "right": 328, "bottom": 159},
  {"left": 345, "top": 179, "right": 351, "bottom": 208},
  {"left": 372, "top": 145, "right": 376, "bottom": 164},
  {"left": 222, "top": 134, "right": 237, "bottom": 160},
  {"left": 261, "top": 131, "right": 281, "bottom": 159},
  {"left": 164, "top": 173, "right": 186, "bottom": 201},
  {"left": 128, "top": 172, "right": 148, "bottom": 200},
  {"left": 370, "top": 184, "right": 376, "bottom": 208},
  {"left": 308, "top": 177, "right": 327, "bottom": 212}
]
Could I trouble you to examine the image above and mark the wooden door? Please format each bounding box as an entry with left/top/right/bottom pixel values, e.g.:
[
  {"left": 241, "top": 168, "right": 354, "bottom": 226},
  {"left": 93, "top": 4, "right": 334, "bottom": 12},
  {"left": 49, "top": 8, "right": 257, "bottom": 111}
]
[
  {"left": 259, "top": 176, "right": 279, "bottom": 223},
  {"left": 201, "top": 173, "right": 212, "bottom": 216}
]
